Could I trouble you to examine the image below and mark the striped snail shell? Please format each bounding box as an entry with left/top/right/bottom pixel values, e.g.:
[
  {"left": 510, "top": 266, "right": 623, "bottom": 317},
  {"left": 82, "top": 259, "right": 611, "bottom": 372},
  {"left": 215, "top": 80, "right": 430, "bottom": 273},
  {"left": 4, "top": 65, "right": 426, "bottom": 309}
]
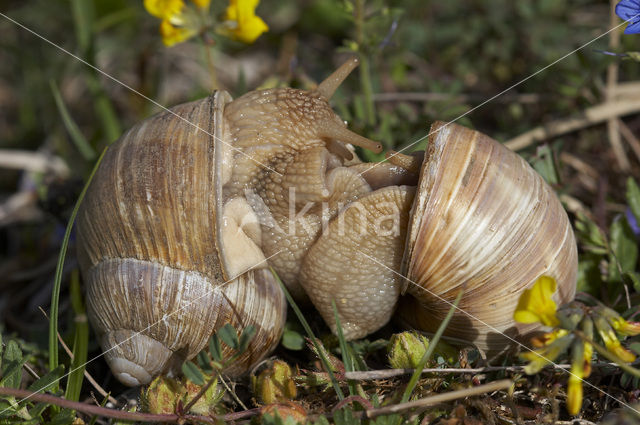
[{"left": 77, "top": 93, "right": 286, "bottom": 386}]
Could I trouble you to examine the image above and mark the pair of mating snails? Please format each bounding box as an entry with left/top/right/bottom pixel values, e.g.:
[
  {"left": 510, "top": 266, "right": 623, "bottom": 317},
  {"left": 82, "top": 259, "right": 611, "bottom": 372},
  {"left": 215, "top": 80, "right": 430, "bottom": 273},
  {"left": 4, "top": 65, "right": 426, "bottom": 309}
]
[{"left": 76, "top": 58, "right": 577, "bottom": 387}]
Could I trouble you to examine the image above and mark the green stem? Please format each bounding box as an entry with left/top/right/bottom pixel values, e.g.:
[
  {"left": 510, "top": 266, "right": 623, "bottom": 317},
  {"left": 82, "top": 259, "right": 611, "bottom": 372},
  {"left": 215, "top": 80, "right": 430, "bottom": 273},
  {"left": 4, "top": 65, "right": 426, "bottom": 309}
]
[
  {"left": 48, "top": 148, "right": 107, "bottom": 387},
  {"left": 574, "top": 330, "right": 640, "bottom": 379},
  {"left": 70, "top": 0, "right": 121, "bottom": 143},
  {"left": 354, "top": 0, "right": 375, "bottom": 126},
  {"left": 272, "top": 268, "right": 345, "bottom": 400},
  {"left": 400, "top": 290, "right": 464, "bottom": 404}
]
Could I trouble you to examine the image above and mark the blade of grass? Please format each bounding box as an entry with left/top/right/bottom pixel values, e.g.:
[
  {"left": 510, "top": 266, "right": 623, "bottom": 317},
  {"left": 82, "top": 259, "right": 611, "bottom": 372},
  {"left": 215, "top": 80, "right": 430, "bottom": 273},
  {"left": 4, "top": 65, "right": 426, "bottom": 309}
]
[
  {"left": 64, "top": 270, "right": 88, "bottom": 403},
  {"left": 271, "top": 268, "right": 344, "bottom": 400},
  {"left": 332, "top": 300, "right": 358, "bottom": 397},
  {"left": 68, "top": 0, "right": 121, "bottom": 143},
  {"left": 71, "top": 0, "right": 92, "bottom": 54},
  {"left": 400, "top": 290, "right": 463, "bottom": 404},
  {"left": 48, "top": 147, "right": 107, "bottom": 388},
  {"left": 49, "top": 79, "right": 96, "bottom": 161}
]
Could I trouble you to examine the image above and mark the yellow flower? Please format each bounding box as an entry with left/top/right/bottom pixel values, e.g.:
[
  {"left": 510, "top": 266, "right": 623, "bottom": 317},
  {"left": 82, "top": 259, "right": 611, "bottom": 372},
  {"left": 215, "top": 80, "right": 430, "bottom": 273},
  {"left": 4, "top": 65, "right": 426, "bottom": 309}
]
[
  {"left": 531, "top": 328, "right": 568, "bottom": 348},
  {"left": 610, "top": 316, "right": 640, "bottom": 336},
  {"left": 514, "top": 275, "right": 560, "bottom": 327},
  {"left": 221, "top": 0, "right": 269, "bottom": 43},
  {"left": 160, "top": 19, "right": 196, "bottom": 46},
  {"left": 567, "top": 372, "right": 583, "bottom": 415},
  {"left": 583, "top": 341, "right": 593, "bottom": 378},
  {"left": 595, "top": 316, "right": 636, "bottom": 363},
  {"left": 567, "top": 340, "right": 585, "bottom": 416},
  {"left": 144, "top": 0, "right": 209, "bottom": 46},
  {"left": 144, "top": 0, "right": 185, "bottom": 22},
  {"left": 521, "top": 333, "right": 573, "bottom": 375},
  {"left": 191, "top": 0, "right": 211, "bottom": 9}
]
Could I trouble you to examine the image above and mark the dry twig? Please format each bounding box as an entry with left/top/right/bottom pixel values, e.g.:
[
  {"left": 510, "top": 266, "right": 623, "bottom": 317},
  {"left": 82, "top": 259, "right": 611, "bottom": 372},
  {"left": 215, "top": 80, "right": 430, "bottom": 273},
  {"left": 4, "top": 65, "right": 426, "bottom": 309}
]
[{"left": 504, "top": 99, "right": 640, "bottom": 151}]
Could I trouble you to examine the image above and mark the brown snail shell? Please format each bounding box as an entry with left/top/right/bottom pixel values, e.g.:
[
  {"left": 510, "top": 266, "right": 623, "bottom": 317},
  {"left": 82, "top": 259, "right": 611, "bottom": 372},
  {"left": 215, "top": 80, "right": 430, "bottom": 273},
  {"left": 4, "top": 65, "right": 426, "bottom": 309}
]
[
  {"left": 398, "top": 121, "right": 578, "bottom": 353},
  {"left": 77, "top": 92, "right": 286, "bottom": 386}
]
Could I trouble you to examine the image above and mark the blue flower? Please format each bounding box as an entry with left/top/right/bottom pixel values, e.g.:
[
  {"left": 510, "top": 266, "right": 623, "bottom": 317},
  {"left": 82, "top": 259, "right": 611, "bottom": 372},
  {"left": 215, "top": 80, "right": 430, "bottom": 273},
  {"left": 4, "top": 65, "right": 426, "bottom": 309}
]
[{"left": 616, "top": 0, "right": 640, "bottom": 34}]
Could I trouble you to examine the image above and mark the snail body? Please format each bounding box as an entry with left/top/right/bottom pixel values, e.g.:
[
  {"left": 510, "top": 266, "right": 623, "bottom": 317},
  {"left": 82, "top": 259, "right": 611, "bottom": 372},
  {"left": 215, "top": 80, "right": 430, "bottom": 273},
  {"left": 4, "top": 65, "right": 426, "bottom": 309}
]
[{"left": 77, "top": 59, "right": 577, "bottom": 386}]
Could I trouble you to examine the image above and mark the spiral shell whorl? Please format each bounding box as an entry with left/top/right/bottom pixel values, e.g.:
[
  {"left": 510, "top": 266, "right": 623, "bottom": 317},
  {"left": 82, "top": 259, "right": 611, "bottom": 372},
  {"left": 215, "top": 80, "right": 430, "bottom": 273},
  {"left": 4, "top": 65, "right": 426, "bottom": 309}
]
[
  {"left": 77, "top": 92, "right": 286, "bottom": 385},
  {"left": 401, "top": 122, "right": 577, "bottom": 353}
]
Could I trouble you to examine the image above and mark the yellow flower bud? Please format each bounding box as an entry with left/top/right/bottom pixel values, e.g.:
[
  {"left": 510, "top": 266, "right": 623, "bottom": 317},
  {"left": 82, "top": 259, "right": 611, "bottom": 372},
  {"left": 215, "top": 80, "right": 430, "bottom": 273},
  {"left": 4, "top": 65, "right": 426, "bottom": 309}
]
[
  {"left": 253, "top": 360, "right": 297, "bottom": 404},
  {"left": 567, "top": 340, "right": 585, "bottom": 416},
  {"left": 141, "top": 376, "right": 182, "bottom": 415},
  {"left": 388, "top": 332, "right": 431, "bottom": 369},
  {"left": 141, "top": 374, "right": 221, "bottom": 415}
]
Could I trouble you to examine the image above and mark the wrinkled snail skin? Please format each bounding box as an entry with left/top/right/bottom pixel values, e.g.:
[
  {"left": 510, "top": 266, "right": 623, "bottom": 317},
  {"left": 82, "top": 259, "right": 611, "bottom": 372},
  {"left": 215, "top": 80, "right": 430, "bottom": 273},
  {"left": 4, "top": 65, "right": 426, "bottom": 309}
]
[{"left": 77, "top": 59, "right": 578, "bottom": 386}]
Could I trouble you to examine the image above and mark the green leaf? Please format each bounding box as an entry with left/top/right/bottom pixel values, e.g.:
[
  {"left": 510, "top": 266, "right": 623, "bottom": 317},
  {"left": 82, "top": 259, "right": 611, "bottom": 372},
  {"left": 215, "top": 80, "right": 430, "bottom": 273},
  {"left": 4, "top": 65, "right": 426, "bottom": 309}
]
[
  {"left": 181, "top": 361, "right": 205, "bottom": 386},
  {"left": 1, "top": 340, "right": 24, "bottom": 389},
  {"left": 333, "top": 407, "right": 359, "bottom": 425},
  {"left": 50, "top": 79, "right": 96, "bottom": 160},
  {"left": 576, "top": 253, "right": 604, "bottom": 296},
  {"left": 28, "top": 365, "right": 64, "bottom": 393},
  {"left": 629, "top": 342, "right": 640, "bottom": 355},
  {"left": 282, "top": 329, "right": 305, "bottom": 351},
  {"left": 49, "top": 408, "right": 76, "bottom": 425},
  {"left": 237, "top": 325, "right": 256, "bottom": 353},
  {"left": 49, "top": 147, "right": 108, "bottom": 390},
  {"left": 272, "top": 268, "right": 344, "bottom": 400},
  {"left": 65, "top": 271, "right": 89, "bottom": 402},
  {"left": 196, "top": 350, "right": 213, "bottom": 373},
  {"left": 574, "top": 212, "right": 608, "bottom": 254},
  {"left": 71, "top": 0, "right": 94, "bottom": 54},
  {"left": 28, "top": 403, "right": 49, "bottom": 419},
  {"left": 531, "top": 144, "right": 559, "bottom": 185},
  {"left": 217, "top": 324, "right": 239, "bottom": 350},
  {"left": 313, "top": 415, "right": 331, "bottom": 425},
  {"left": 624, "top": 272, "right": 640, "bottom": 293},
  {"left": 627, "top": 177, "right": 640, "bottom": 224},
  {"left": 332, "top": 301, "right": 358, "bottom": 396},
  {"left": 621, "top": 372, "right": 631, "bottom": 388},
  {"left": 608, "top": 216, "right": 639, "bottom": 283},
  {"left": 400, "top": 290, "right": 463, "bottom": 404},
  {"left": 209, "top": 335, "right": 223, "bottom": 363}
]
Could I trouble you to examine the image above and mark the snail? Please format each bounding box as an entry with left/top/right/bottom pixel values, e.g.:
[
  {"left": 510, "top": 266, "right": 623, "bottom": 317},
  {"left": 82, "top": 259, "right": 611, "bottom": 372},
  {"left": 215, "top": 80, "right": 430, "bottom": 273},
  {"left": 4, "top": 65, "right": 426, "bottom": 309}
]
[{"left": 76, "top": 58, "right": 577, "bottom": 386}]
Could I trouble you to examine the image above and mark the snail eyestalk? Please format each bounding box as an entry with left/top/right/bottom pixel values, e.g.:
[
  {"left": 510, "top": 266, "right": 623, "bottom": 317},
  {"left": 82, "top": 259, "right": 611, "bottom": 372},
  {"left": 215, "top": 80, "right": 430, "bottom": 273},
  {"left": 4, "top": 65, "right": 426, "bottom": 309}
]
[
  {"left": 385, "top": 151, "right": 423, "bottom": 174},
  {"left": 318, "top": 120, "right": 383, "bottom": 154},
  {"left": 317, "top": 57, "right": 360, "bottom": 100}
]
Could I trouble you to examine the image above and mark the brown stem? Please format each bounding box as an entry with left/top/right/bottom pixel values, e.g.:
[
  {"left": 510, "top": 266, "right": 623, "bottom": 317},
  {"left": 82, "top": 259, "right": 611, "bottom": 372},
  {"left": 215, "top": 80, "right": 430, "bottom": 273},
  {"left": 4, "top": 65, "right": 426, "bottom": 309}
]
[
  {"left": 0, "top": 387, "right": 184, "bottom": 423},
  {"left": 504, "top": 99, "right": 640, "bottom": 151},
  {"left": 361, "top": 380, "right": 512, "bottom": 419},
  {"left": 332, "top": 395, "right": 374, "bottom": 412},
  {"left": 0, "top": 387, "right": 263, "bottom": 423},
  {"left": 606, "top": 0, "right": 629, "bottom": 171},
  {"left": 341, "top": 362, "right": 618, "bottom": 381}
]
